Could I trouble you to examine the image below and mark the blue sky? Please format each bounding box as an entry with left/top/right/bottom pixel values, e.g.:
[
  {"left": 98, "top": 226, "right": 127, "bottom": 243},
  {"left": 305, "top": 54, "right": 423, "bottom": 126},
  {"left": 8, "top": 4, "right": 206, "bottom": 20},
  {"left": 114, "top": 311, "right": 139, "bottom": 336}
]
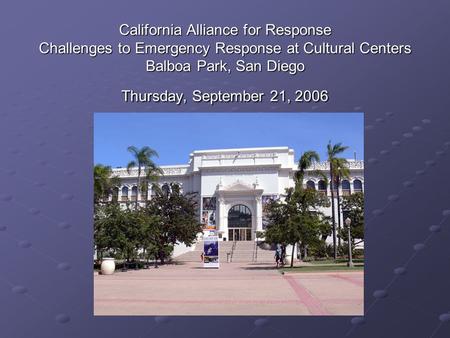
[{"left": 94, "top": 113, "right": 364, "bottom": 167}]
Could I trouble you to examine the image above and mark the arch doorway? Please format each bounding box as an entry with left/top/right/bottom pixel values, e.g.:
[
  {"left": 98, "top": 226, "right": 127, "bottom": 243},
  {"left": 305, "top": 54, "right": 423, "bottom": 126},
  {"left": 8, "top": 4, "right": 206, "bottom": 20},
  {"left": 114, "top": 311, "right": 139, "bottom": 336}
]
[{"left": 228, "top": 204, "right": 252, "bottom": 241}]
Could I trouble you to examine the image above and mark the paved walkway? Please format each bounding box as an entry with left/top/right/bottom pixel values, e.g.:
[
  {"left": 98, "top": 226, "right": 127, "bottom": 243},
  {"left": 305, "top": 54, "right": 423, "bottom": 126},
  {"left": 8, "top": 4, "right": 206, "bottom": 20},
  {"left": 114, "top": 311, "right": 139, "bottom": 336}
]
[{"left": 94, "top": 262, "right": 363, "bottom": 315}]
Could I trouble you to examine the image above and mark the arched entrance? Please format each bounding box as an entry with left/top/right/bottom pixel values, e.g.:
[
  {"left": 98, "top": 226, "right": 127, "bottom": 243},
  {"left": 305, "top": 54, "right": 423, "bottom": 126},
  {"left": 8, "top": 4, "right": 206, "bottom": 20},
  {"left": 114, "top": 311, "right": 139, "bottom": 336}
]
[{"left": 228, "top": 204, "right": 252, "bottom": 241}]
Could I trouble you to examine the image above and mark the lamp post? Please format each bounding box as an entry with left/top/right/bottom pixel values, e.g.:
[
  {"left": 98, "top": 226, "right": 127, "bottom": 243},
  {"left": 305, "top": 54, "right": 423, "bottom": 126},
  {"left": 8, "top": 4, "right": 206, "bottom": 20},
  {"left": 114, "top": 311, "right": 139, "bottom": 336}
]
[
  {"left": 345, "top": 217, "right": 354, "bottom": 268},
  {"left": 254, "top": 231, "right": 258, "bottom": 262}
]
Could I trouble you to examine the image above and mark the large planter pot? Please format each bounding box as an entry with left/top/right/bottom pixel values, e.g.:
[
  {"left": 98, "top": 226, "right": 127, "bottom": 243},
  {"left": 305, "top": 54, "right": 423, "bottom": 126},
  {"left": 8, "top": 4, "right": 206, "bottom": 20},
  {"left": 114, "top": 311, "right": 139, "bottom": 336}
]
[
  {"left": 100, "top": 258, "right": 115, "bottom": 275},
  {"left": 284, "top": 254, "right": 292, "bottom": 266}
]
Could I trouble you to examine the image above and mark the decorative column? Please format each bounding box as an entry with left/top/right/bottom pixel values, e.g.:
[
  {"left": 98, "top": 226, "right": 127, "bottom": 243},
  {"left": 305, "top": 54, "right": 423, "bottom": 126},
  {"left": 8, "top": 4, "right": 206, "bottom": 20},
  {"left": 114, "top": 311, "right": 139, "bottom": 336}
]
[
  {"left": 119, "top": 186, "right": 123, "bottom": 201},
  {"left": 138, "top": 184, "right": 143, "bottom": 203},
  {"left": 255, "top": 195, "right": 263, "bottom": 233},
  {"left": 127, "top": 185, "right": 131, "bottom": 201},
  {"left": 218, "top": 196, "right": 226, "bottom": 237}
]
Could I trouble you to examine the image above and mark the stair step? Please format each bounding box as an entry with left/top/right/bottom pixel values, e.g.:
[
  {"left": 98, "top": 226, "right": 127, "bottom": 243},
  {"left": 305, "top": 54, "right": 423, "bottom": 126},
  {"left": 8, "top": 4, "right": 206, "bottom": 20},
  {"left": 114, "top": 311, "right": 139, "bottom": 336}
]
[{"left": 175, "top": 240, "right": 276, "bottom": 263}]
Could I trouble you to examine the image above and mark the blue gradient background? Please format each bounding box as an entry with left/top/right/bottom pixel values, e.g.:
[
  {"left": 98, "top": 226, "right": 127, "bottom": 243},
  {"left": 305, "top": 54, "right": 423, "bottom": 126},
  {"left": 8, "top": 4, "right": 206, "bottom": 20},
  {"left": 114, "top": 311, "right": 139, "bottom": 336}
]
[{"left": 1, "top": 0, "right": 450, "bottom": 337}]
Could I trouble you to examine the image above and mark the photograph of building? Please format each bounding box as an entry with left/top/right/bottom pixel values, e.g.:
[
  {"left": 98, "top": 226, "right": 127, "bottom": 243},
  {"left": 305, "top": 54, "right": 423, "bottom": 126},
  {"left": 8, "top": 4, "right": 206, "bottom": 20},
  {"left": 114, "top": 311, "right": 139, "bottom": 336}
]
[
  {"left": 110, "top": 146, "right": 364, "bottom": 245},
  {"left": 93, "top": 113, "right": 364, "bottom": 316}
]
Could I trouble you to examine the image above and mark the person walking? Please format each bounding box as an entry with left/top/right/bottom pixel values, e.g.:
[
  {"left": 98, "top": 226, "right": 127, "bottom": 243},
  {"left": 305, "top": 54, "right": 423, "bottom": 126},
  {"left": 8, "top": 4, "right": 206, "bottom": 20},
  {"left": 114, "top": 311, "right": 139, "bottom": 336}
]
[{"left": 275, "top": 244, "right": 282, "bottom": 268}]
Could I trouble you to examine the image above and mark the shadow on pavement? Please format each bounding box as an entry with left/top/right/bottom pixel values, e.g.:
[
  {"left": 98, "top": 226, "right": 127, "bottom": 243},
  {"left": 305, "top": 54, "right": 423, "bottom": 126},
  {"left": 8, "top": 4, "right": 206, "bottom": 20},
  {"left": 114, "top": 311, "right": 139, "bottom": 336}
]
[{"left": 241, "top": 265, "right": 279, "bottom": 271}]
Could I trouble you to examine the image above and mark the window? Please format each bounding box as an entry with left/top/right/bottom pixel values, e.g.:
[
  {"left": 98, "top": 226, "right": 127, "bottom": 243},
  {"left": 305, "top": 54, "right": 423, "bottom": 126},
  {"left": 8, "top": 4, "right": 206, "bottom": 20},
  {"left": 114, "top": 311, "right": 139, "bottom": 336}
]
[
  {"left": 331, "top": 180, "right": 339, "bottom": 193},
  {"left": 131, "top": 186, "right": 138, "bottom": 201},
  {"left": 342, "top": 180, "right": 351, "bottom": 196},
  {"left": 162, "top": 183, "right": 170, "bottom": 196},
  {"left": 318, "top": 180, "right": 327, "bottom": 194},
  {"left": 228, "top": 204, "right": 252, "bottom": 228},
  {"left": 140, "top": 184, "right": 149, "bottom": 201},
  {"left": 121, "top": 186, "right": 128, "bottom": 201},
  {"left": 150, "top": 184, "right": 157, "bottom": 198},
  {"left": 353, "top": 179, "right": 363, "bottom": 193},
  {"left": 306, "top": 180, "right": 316, "bottom": 190}
]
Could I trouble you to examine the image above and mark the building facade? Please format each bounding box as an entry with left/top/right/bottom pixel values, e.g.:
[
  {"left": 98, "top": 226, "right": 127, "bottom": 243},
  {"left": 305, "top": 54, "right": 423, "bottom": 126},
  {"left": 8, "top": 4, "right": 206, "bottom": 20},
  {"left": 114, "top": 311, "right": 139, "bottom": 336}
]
[{"left": 111, "top": 147, "right": 364, "bottom": 242}]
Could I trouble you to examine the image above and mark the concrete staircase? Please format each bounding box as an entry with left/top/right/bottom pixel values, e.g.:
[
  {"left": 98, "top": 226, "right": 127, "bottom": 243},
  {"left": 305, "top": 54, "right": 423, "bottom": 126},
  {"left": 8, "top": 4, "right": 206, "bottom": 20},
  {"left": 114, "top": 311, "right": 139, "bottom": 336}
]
[
  {"left": 175, "top": 240, "right": 276, "bottom": 263},
  {"left": 230, "top": 241, "right": 254, "bottom": 262},
  {"left": 174, "top": 240, "right": 234, "bottom": 263},
  {"left": 253, "top": 243, "right": 277, "bottom": 263},
  {"left": 173, "top": 243, "right": 203, "bottom": 262}
]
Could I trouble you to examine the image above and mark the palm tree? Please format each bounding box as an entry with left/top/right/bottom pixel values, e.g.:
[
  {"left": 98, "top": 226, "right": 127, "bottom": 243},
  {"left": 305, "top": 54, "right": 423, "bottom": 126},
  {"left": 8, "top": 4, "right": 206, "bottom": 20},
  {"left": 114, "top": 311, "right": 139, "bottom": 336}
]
[
  {"left": 295, "top": 151, "right": 320, "bottom": 189},
  {"left": 141, "top": 163, "right": 163, "bottom": 201},
  {"left": 126, "top": 146, "right": 160, "bottom": 209},
  {"left": 296, "top": 150, "right": 329, "bottom": 191},
  {"left": 290, "top": 151, "right": 320, "bottom": 264},
  {"left": 327, "top": 141, "right": 348, "bottom": 260},
  {"left": 330, "top": 157, "right": 350, "bottom": 248},
  {"left": 94, "top": 164, "right": 121, "bottom": 204}
]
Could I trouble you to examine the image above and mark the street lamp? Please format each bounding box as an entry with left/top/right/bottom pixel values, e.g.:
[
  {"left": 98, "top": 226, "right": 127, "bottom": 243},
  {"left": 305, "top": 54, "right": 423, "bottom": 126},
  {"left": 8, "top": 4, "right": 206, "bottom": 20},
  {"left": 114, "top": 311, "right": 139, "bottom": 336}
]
[{"left": 345, "top": 217, "right": 354, "bottom": 268}]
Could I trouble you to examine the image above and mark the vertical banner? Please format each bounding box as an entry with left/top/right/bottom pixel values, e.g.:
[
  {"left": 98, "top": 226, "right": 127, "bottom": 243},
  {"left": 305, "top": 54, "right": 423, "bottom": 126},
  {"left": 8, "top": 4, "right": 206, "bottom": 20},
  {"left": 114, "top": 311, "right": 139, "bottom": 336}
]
[
  {"left": 202, "top": 197, "right": 217, "bottom": 230},
  {"left": 203, "top": 235, "right": 219, "bottom": 268}
]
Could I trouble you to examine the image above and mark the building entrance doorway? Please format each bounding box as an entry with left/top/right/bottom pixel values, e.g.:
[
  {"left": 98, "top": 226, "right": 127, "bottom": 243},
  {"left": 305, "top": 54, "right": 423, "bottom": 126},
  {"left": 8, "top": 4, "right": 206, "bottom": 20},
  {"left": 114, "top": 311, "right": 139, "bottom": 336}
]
[
  {"left": 228, "top": 228, "right": 252, "bottom": 241},
  {"left": 228, "top": 204, "right": 252, "bottom": 241}
]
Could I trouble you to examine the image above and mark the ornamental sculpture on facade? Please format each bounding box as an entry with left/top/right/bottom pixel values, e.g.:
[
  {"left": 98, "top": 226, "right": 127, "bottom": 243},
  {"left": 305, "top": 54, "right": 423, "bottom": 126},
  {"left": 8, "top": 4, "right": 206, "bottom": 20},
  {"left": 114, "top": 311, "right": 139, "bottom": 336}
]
[
  {"left": 307, "top": 160, "right": 364, "bottom": 171},
  {"left": 202, "top": 152, "right": 278, "bottom": 160},
  {"left": 113, "top": 166, "right": 188, "bottom": 177}
]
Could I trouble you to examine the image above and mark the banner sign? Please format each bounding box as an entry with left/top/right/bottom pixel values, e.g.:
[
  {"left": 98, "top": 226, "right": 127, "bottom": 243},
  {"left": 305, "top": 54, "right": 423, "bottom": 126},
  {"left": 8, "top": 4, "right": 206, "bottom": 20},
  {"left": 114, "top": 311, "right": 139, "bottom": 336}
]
[
  {"left": 202, "top": 197, "right": 216, "bottom": 210},
  {"left": 202, "top": 210, "right": 216, "bottom": 230},
  {"left": 203, "top": 235, "right": 219, "bottom": 268},
  {"left": 202, "top": 197, "right": 217, "bottom": 230}
]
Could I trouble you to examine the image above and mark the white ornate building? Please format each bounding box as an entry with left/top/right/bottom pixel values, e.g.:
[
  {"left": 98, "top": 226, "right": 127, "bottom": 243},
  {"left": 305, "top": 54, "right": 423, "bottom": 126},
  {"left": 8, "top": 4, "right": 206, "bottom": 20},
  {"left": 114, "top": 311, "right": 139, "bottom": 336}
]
[{"left": 111, "top": 147, "right": 364, "bottom": 244}]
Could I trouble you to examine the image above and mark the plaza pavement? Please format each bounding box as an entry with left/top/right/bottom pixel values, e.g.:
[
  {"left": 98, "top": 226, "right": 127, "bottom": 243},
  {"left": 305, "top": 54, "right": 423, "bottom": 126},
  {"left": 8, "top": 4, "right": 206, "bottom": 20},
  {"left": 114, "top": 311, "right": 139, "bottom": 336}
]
[{"left": 94, "top": 261, "right": 363, "bottom": 316}]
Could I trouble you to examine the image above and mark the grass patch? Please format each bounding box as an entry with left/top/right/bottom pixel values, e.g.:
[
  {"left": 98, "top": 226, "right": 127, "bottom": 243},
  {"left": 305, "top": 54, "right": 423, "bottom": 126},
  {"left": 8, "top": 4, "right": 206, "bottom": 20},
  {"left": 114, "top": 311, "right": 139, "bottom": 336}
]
[
  {"left": 307, "top": 258, "right": 364, "bottom": 265},
  {"left": 280, "top": 264, "right": 364, "bottom": 273}
]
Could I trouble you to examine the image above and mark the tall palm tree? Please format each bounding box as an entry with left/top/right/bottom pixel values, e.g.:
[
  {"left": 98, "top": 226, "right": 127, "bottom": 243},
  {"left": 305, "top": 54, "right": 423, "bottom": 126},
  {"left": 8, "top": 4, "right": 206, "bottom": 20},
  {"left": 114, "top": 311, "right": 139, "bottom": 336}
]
[
  {"left": 290, "top": 151, "right": 321, "bottom": 263},
  {"left": 94, "top": 164, "right": 121, "bottom": 204},
  {"left": 141, "top": 163, "right": 163, "bottom": 201},
  {"left": 295, "top": 151, "right": 320, "bottom": 188},
  {"left": 126, "top": 146, "right": 159, "bottom": 209},
  {"left": 327, "top": 141, "right": 348, "bottom": 260},
  {"left": 331, "top": 157, "right": 350, "bottom": 248}
]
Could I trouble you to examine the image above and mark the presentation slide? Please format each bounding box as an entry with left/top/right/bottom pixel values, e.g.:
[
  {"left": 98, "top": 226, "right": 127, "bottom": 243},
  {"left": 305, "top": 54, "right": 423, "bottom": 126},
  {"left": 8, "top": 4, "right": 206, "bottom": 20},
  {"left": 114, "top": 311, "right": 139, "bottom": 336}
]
[{"left": 1, "top": 1, "right": 449, "bottom": 337}]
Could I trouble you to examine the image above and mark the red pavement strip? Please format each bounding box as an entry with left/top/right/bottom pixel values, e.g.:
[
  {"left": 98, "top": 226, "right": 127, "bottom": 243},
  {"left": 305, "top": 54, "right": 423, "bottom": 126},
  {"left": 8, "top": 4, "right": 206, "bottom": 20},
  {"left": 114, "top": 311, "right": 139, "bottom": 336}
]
[
  {"left": 99, "top": 276, "right": 283, "bottom": 281},
  {"left": 96, "top": 298, "right": 360, "bottom": 305},
  {"left": 282, "top": 275, "right": 330, "bottom": 315},
  {"left": 330, "top": 273, "right": 364, "bottom": 287},
  {"left": 96, "top": 299, "right": 303, "bottom": 305}
]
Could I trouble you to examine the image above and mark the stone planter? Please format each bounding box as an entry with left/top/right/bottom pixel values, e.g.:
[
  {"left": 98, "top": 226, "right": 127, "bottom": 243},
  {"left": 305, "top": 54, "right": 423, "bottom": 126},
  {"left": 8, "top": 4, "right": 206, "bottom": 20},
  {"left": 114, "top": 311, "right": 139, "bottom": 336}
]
[
  {"left": 284, "top": 254, "right": 292, "bottom": 266},
  {"left": 100, "top": 258, "right": 115, "bottom": 275}
]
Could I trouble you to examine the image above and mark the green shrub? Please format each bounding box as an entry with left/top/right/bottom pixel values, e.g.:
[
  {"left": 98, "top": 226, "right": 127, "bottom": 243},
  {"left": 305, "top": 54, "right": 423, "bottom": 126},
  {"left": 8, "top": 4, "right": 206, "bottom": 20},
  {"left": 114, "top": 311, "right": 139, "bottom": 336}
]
[{"left": 354, "top": 248, "right": 364, "bottom": 258}]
